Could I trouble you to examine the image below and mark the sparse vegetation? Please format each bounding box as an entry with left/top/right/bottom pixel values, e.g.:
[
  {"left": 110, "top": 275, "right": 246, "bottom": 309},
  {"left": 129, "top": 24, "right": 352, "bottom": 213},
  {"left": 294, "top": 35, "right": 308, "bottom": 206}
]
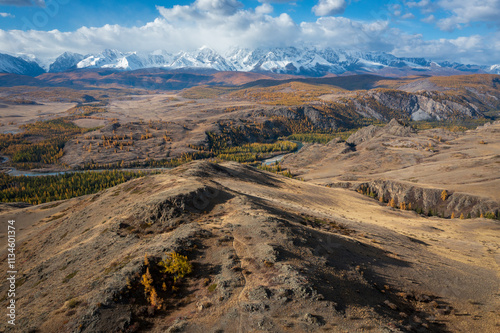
[
  {"left": 387, "top": 198, "right": 396, "bottom": 208},
  {"left": 288, "top": 133, "right": 336, "bottom": 144},
  {"left": 441, "top": 190, "right": 449, "bottom": 201},
  {"left": 139, "top": 252, "right": 193, "bottom": 309},
  {"left": 158, "top": 252, "right": 193, "bottom": 284},
  {"left": 62, "top": 271, "right": 78, "bottom": 283},
  {"left": 66, "top": 298, "right": 80, "bottom": 309},
  {"left": 0, "top": 118, "right": 94, "bottom": 169},
  {"left": 258, "top": 163, "right": 293, "bottom": 178}
]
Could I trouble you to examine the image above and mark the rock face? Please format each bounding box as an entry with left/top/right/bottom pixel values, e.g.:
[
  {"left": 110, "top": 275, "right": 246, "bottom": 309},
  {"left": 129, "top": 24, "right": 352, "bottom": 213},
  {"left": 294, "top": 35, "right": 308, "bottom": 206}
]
[
  {"left": 266, "top": 105, "right": 338, "bottom": 130},
  {"left": 347, "top": 119, "right": 415, "bottom": 145},
  {"left": 369, "top": 90, "right": 479, "bottom": 121},
  {"left": 356, "top": 180, "right": 499, "bottom": 218}
]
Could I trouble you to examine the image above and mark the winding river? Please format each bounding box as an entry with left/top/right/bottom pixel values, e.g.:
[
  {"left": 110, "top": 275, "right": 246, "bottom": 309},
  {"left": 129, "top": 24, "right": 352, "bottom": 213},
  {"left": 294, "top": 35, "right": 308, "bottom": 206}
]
[
  {"left": 262, "top": 141, "right": 304, "bottom": 166},
  {"left": 1, "top": 141, "right": 305, "bottom": 177}
]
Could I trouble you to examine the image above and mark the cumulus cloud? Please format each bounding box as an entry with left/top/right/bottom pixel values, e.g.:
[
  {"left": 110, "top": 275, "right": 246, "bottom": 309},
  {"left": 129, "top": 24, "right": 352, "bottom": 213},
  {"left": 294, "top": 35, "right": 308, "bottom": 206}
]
[
  {"left": 300, "top": 17, "right": 391, "bottom": 51},
  {"left": 257, "top": 0, "right": 297, "bottom": 3},
  {"left": 401, "top": 13, "right": 415, "bottom": 19},
  {"left": 421, "top": 14, "right": 435, "bottom": 23},
  {"left": 255, "top": 3, "right": 273, "bottom": 14},
  {"left": 312, "top": 0, "right": 347, "bottom": 17},
  {"left": 436, "top": 0, "right": 500, "bottom": 31},
  {"left": 0, "top": 0, "right": 44, "bottom": 6},
  {"left": 0, "top": 12, "right": 14, "bottom": 18},
  {"left": 392, "top": 33, "right": 495, "bottom": 64},
  {"left": 392, "top": 4, "right": 402, "bottom": 16},
  {"left": 0, "top": 0, "right": 497, "bottom": 65},
  {"left": 193, "top": 0, "right": 243, "bottom": 15},
  {"left": 406, "top": 0, "right": 435, "bottom": 13}
]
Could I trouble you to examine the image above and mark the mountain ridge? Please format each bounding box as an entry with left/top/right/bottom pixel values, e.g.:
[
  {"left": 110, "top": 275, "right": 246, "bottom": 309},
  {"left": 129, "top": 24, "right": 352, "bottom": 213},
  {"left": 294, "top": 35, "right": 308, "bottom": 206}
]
[{"left": 2, "top": 46, "right": 500, "bottom": 77}]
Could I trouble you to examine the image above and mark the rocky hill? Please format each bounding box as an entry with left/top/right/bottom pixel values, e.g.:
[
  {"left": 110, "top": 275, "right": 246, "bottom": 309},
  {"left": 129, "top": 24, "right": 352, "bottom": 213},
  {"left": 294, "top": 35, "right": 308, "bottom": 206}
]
[
  {"left": 0, "top": 161, "right": 499, "bottom": 332},
  {"left": 283, "top": 119, "right": 500, "bottom": 206}
]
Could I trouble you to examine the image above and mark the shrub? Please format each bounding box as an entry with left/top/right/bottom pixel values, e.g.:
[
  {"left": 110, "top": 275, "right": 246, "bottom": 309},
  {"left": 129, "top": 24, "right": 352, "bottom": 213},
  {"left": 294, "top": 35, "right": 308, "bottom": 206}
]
[
  {"left": 67, "top": 298, "right": 80, "bottom": 309},
  {"left": 138, "top": 252, "right": 193, "bottom": 309},
  {"left": 62, "top": 271, "right": 78, "bottom": 283},
  {"left": 387, "top": 198, "right": 396, "bottom": 208},
  {"left": 441, "top": 190, "right": 448, "bottom": 201},
  {"left": 158, "top": 252, "right": 193, "bottom": 284},
  {"left": 141, "top": 267, "right": 163, "bottom": 309},
  {"left": 484, "top": 212, "right": 497, "bottom": 219}
]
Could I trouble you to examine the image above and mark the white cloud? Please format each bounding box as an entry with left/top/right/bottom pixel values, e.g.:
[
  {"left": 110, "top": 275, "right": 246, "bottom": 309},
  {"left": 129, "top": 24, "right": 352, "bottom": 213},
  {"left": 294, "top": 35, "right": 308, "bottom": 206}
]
[
  {"left": 0, "top": 1, "right": 497, "bottom": 66},
  {"left": 312, "top": 0, "right": 347, "bottom": 17},
  {"left": 401, "top": 13, "right": 415, "bottom": 19},
  {"left": 406, "top": 0, "right": 435, "bottom": 13},
  {"left": 392, "top": 4, "right": 402, "bottom": 16},
  {"left": 392, "top": 34, "right": 495, "bottom": 64},
  {"left": 436, "top": 0, "right": 500, "bottom": 31},
  {"left": 194, "top": 0, "right": 243, "bottom": 15},
  {"left": 257, "top": 0, "right": 297, "bottom": 3},
  {"left": 0, "top": 12, "right": 14, "bottom": 18},
  {"left": 255, "top": 3, "right": 273, "bottom": 15},
  {"left": 300, "top": 17, "right": 391, "bottom": 51},
  {"left": 421, "top": 14, "right": 435, "bottom": 23},
  {"left": 0, "top": 0, "right": 44, "bottom": 6},
  {"left": 406, "top": 0, "right": 430, "bottom": 7}
]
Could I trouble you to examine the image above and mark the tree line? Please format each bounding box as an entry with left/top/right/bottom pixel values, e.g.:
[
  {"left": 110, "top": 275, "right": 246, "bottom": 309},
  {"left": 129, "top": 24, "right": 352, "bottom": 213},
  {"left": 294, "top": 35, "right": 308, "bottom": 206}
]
[{"left": 0, "top": 170, "right": 146, "bottom": 205}]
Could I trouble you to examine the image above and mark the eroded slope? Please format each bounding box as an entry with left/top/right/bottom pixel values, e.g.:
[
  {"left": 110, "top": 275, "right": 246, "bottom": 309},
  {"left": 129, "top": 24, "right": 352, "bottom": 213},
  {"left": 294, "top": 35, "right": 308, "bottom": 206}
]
[{"left": 0, "top": 161, "right": 498, "bottom": 332}]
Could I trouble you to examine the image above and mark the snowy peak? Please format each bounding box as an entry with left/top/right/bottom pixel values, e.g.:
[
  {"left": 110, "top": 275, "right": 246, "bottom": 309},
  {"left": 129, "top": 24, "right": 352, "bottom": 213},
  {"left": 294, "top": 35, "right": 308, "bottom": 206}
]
[
  {"left": 0, "top": 53, "right": 45, "bottom": 76},
  {"left": 490, "top": 64, "right": 500, "bottom": 74},
  {"left": 49, "top": 52, "right": 85, "bottom": 72},
  {"left": 73, "top": 49, "right": 174, "bottom": 71},
  {"left": 56, "top": 46, "right": 446, "bottom": 75},
  {"left": 170, "top": 47, "right": 235, "bottom": 71},
  {"left": 2, "top": 47, "right": 500, "bottom": 77},
  {"left": 77, "top": 49, "right": 124, "bottom": 69}
]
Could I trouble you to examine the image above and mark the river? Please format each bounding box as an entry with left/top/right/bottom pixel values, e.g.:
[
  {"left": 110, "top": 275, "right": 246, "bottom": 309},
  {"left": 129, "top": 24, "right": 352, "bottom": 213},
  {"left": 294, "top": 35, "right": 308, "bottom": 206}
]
[
  {"left": 262, "top": 141, "right": 304, "bottom": 166},
  {"left": 0, "top": 156, "right": 167, "bottom": 177},
  {"left": 1, "top": 141, "right": 305, "bottom": 177}
]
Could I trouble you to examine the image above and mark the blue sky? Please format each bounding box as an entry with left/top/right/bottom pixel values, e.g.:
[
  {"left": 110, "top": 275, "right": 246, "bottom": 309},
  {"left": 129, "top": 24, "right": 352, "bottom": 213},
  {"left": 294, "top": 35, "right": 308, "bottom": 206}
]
[{"left": 0, "top": 0, "right": 498, "bottom": 65}]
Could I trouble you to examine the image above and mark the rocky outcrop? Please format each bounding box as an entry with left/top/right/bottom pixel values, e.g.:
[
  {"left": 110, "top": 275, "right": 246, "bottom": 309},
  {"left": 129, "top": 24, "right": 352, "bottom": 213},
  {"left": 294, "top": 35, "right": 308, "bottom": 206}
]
[
  {"left": 355, "top": 179, "right": 499, "bottom": 218},
  {"left": 347, "top": 119, "right": 416, "bottom": 145},
  {"left": 368, "top": 90, "right": 479, "bottom": 120},
  {"left": 266, "top": 106, "right": 338, "bottom": 130}
]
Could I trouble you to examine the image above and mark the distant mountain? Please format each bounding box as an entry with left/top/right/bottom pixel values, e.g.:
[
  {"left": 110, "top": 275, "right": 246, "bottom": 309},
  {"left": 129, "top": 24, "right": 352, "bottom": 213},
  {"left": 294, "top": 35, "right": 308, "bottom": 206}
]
[
  {"left": 490, "top": 64, "right": 500, "bottom": 74},
  {"left": 0, "top": 53, "right": 45, "bottom": 76},
  {"left": 49, "top": 52, "right": 85, "bottom": 72},
  {"left": 2, "top": 47, "right": 499, "bottom": 77}
]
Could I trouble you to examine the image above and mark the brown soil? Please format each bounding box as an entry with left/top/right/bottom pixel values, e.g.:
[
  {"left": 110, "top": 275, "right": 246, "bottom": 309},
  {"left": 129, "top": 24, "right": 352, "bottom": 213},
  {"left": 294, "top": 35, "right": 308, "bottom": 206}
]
[{"left": 0, "top": 161, "right": 498, "bottom": 332}]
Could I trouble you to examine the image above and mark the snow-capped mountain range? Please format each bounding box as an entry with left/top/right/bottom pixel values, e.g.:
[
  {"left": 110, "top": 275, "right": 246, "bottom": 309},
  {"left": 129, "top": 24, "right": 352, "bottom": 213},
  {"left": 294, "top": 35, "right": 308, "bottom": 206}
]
[
  {"left": 0, "top": 53, "right": 45, "bottom": 76},
  {"left": 1, "top": 46, "right": 499, "bottom": 77}
]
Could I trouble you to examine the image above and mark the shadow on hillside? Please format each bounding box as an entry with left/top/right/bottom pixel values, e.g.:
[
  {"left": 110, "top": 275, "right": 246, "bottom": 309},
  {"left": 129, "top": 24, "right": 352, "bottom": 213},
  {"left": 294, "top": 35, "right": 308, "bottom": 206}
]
[{"left": 242, "top": 192, "right": 451, "bottom": 332}]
